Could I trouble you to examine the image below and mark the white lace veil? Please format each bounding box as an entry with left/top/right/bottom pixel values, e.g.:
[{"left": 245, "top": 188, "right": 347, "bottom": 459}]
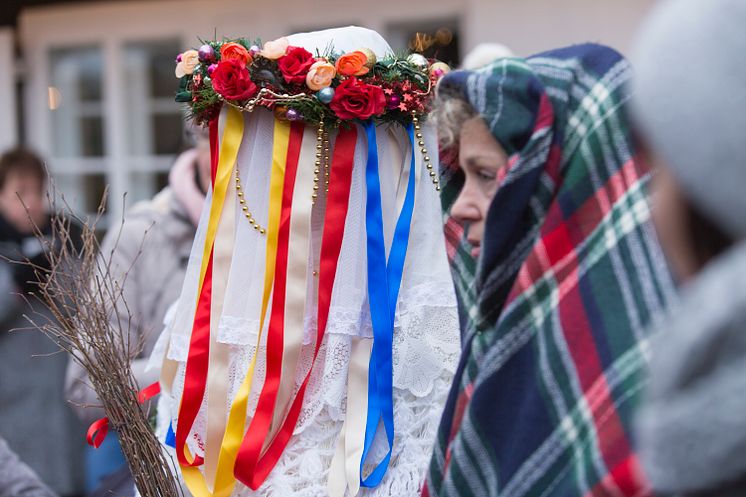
[{"left": 149, "top": 26, "right": 459, "bottom": 496}]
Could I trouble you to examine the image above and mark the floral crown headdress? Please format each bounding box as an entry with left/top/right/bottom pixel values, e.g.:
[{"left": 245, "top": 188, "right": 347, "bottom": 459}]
[
  {"left": 175, "top": 37, "right": 450, "bottom": 193},
  {"left": 175, "top": 37, "right": 450, "bottom": 126}
]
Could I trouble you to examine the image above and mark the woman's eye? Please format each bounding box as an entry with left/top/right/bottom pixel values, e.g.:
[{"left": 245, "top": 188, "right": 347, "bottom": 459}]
[{"left": 476, "top": 168, "right": 497, "bottom": 181}]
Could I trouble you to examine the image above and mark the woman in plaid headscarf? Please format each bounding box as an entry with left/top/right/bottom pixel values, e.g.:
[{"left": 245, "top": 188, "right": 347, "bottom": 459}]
[{"left": 424, "top": 44, "right": 676, "bottom": 497}]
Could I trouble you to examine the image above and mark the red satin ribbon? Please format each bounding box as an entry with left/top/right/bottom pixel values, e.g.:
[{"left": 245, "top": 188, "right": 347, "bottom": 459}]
[
  {"left": 87, "top": 381, "right": 162, "bottom": 448},
  {"left": 174, "top": 117, "right": 220, "bottom": 468},
  {"left": 138, "top": 381, "right": 162, "bottom": 403},
  {"left": 234, "top": 125, "right": 359, "bottom": 490},
  {"left": 87, "top": 418, "right": 109, "bottom": 449},
  {"left": 175, "top": 247, "right": 213, "bottom": 468}
]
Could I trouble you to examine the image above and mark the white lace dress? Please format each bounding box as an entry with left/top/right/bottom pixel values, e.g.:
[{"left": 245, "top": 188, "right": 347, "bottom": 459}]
[{"left": 147, "top": 26, "right": 460, "bottom": 497}]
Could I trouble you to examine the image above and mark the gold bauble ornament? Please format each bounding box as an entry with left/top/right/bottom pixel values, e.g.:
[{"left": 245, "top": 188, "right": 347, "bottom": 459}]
[{"left": 358, "top": 47, "right": 377, "bottom": 69}]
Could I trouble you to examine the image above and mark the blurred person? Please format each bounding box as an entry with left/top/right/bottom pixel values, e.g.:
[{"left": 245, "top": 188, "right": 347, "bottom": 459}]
[
  {"left": 423, "top": 44, "right": 675, "bottom": 497},
  {"left": 0, "top": 436, "right": 58, "bottom": 497},
  {"left": 65, "top": 126, "right": 211, "bottom": 492},
  {"left": 460, "top": 42, "right": 513, "bottom": 70},
  {"left": 631, "top": 0, "right": 746, "bottom": 495},
  {"left": 0, "top": 147, "right": 86, "bottom": 497}
]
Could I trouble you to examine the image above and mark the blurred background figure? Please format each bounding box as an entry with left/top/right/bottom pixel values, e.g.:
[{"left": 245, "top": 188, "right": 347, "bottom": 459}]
[
  {"left": 0, "top": 147, "right": 86, "bottom": 497},
  {"left": 65, "top": 124, "right": 210, "bottom": 493},
  {"left": 0, "top": 436, "right": 58, "bottom": 497},
  {"left": 461, "top": 42, "right": 513, "bottom": 69},
  {"left": 632, "top": 0, "right": 746, "bottom": 496}
]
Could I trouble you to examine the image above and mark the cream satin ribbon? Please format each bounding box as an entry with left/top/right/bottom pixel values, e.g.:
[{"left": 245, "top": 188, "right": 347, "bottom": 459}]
[
  {"left": 328, "top": 336, "right": 374, "bottom": 497},
  {"left": 268, "top": 126, "right": 316, "bottom": 439},
  {"left": 203, "top": 111, "right": 242, "bottom": 489}
]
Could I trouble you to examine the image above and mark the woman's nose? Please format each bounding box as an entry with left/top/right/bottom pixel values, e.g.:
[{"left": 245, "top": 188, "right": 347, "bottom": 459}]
[{"left": 451, "top": 184, "right": 482, "bottom": 224}]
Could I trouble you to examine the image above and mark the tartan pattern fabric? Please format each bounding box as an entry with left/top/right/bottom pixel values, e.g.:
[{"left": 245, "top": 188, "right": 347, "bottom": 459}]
[{"left": 425, "top": 44, "right": 676, "bottom": 497}]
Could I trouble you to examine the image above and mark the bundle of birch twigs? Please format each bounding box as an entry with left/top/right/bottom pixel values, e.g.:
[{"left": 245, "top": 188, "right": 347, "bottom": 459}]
[{"left": 20, "top": 194, "right": 180, "bottom": 497}]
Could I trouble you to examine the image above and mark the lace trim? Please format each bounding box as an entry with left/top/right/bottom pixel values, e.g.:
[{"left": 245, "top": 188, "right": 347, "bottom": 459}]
[
  {"left": 165, "top": 282, "right": 459, "bottom": 441},
  {"left": 210, "top": 282, "right": 455, "bottom": 346},
  {"left": 168, "top": 332, "right": 191, "bottom": 362},
  {"left": 162, "top": 372, "right": 453, "bottom": 497}
]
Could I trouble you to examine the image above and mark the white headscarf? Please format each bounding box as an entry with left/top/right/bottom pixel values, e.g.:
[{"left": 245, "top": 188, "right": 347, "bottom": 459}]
[{"left": 150, "top": 26, "right": 460, "bottom": 497}]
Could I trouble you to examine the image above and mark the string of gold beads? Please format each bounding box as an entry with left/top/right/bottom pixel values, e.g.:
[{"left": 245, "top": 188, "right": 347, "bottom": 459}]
[
  {"left": 313, "top": 121, "right": 324, "bottom": 204},
  {"left": 412, "top": 112, "right": 440, "bottom": 192},
  {"left": 323, "top": 129, "right": 330, "bottom": 193},
  {"left": 235, "top": 168, "right": 266, "bottom": 234}
]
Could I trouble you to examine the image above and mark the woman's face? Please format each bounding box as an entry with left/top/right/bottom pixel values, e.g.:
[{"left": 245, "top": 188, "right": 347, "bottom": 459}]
[
  {"left": 0, "top": 171, "right": 46, "bottom": 234},
  {"left": 450, "top": 116, "right": 509, "bottom": 258},
  {"left": 650, "top": 162, "right": 700, "bottom": 283}
]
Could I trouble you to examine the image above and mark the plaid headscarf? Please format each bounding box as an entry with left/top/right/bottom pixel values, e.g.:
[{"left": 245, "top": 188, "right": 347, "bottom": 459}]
[{"left": 424, "top": 44, "right": 676, "bottom": 497}]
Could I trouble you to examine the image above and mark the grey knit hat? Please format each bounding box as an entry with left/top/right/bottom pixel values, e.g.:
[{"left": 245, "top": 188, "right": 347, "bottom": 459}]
[{"left": 631, "top": 0, "right": 746, "bottom": 238}]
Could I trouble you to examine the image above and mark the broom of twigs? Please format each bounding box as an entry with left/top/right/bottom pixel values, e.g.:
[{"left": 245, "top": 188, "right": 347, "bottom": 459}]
[{"left": 18, "top": 190, "right": 181, "bottom": 497}]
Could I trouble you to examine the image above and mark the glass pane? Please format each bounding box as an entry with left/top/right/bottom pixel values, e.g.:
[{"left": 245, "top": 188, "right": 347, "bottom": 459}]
[
  {"left": 123, "top": 39, "right": 185, "bottom": 156},
  {"left": 128, "top": 171, "right": 169, "bottom": 205},
  {"left": 152, "top": 113, "right": 183, "bottom": 155},
  {"left": 52, "top": 173, "right": 108, "bottom": 215},
  {"left": 79, "top": 116, "right": 105, "bottom": 157},
  {"left": 49, "top": 46, "right": 105, "bottom": 157}
]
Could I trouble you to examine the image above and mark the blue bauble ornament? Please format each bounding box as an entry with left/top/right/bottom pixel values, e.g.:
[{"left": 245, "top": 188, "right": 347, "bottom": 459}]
[{"left": 316, "top": 87, "right": 335, "bottom": 104}]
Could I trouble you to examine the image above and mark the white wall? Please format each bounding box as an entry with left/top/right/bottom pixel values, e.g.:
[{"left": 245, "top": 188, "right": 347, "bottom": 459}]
[
  {"left": 19, "top": 0, "right": 656, "bottom": 60},
  {"left": 18, "top": 0, "right": 659, "bottom": 156},
  {"left": 464, "top": 0, "right": 656, "bottom": 57},
  {"left": 0, "top": 27, "right": 17, "bottom": 151}
]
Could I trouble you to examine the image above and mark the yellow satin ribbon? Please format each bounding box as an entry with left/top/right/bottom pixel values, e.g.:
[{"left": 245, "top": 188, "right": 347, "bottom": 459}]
[
  {"left": 197, "top": 107, "right": 245, "bottom": 293},
  {"left": 182, "top": 118, "right": 291, "bottom": 497}
]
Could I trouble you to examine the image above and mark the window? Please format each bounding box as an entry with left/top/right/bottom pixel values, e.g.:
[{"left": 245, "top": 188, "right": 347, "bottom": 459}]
[
  {"left": 44, "top": 39, "right": 185, "bottom": 221},
  {"left": 48, "top": 46, "right": 107, "bottom": 214},
  {"left": 49, "top": 46, "right": 105, "bottom": 158},
  {"left": 123, "top": 39, "right": 184, "bottom": 204}
]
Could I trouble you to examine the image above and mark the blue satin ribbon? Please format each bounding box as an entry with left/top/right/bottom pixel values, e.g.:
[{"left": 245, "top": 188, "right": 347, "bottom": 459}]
[
  {"left": 165, "top": 422, "right": 176, "bottom": 448},
  {"left": 360, "top": 120, "right": 417, "bottom": 487}
]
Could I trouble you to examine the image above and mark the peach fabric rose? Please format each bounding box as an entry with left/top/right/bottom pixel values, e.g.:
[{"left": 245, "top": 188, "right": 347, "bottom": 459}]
[
  {"left": 335, "top": 51, "right": 370, "bottom": 77},
  {"left": 175, "top": 49, "right": 200, "bottom": 78},
  {"left": 261, "top": 37, "right": 290, "bottom": 60},
  {"left": 220, "top": 42, "right": 252, "bottom": 67},
  {"left": 306, "top": 60, "right": 336, "bottom": 90}
]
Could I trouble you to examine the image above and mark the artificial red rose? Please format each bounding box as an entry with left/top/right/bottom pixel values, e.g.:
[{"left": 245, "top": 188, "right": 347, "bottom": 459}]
[
  {"left": 211, "top": 59, "right": 258, "bottom": 101},
  {"left": 277, "top": 46, "right": 315, "bottom": 85},
  {"left": 329, "top": 77, "right": 386, "bottom": 120}
]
